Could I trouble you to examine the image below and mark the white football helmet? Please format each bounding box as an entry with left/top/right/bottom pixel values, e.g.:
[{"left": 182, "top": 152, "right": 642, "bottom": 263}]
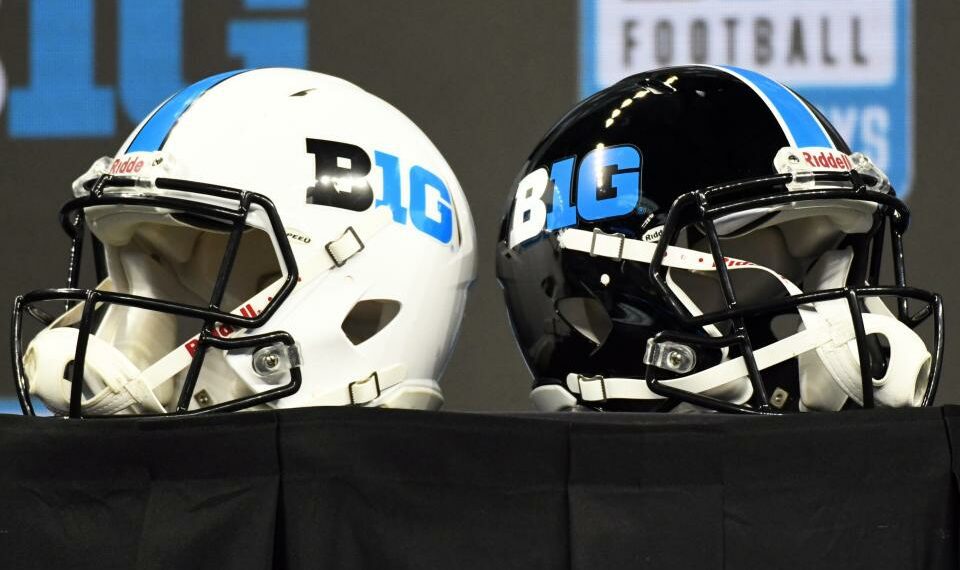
[{"left": 13, "top": 68, "right": 477, "bottom": 417}]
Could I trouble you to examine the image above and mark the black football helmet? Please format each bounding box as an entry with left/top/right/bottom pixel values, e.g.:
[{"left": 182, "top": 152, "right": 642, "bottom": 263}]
[{"left": 496, "top": 65, "right": 943, "bottom": 414}]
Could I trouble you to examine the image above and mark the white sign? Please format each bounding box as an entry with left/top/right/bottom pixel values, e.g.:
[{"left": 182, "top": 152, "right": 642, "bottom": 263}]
[{"left": 581, "top": 0, "right": 913, "bottom": 196}]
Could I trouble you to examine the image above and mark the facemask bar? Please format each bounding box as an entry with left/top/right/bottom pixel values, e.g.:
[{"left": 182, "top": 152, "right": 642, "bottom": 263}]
[
  {"left": 646, "top": 170, "right": 944, "bottom": 413},
  {"left": 12, "top": 174, "right": 301, "bottom": 418}
]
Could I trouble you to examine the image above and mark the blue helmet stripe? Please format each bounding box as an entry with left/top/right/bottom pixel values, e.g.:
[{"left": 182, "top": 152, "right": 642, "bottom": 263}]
[
  {"left": 126, "top": 69, "right": 249, "bottom": 153},
  {"left": 719, "top": 65, "right": 834, "bottom": 149}
]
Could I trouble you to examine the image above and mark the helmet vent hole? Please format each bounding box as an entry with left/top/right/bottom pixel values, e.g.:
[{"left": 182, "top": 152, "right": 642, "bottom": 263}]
[
  {"left": 556, "top": 297, "right": 612, "bottom": 347},
  {"left": 863, "top": 332, "right": 891, "bottom": 380},
  {"left": 62, "top": 360, "right": 95, "bottom": 398},
  {"left": 341, "top": 299, "right": 401, "bottom": 345},
  {"left": 541, "top": 276, "right": 556, "bottom": 298}
]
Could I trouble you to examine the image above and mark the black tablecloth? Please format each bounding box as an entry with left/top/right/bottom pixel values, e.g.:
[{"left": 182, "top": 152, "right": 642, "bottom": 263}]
[{"left": 0, "top": 406, "right": 957, "bottom": 569}]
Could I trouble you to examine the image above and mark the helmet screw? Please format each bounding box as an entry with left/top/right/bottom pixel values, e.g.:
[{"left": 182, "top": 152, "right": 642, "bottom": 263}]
[
  {"left": 253, "top": 347, "right": 282, "bottom": 376},
  {"left": 788, "top": 154, "right": 800, "bottom": 163},
  {"left": 194, "top": 389, "right": 212, "bottom": 407},
  {"left": 770, "top": 387, "right": 789, "bottom": 409},
  {"left": 667, "top": 350, "right": 684, "bottom": 368},
  {"left": 645, "top": 340, "right": 696, "bottom": 373}
]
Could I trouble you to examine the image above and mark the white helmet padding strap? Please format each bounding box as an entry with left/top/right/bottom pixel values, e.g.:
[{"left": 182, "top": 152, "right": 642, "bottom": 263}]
[
  {"left": 557, "top": 228, "right": 931, "bottom": 410},
  {"left": 302, "top": 362, "right": 409, "bottom": 406}
]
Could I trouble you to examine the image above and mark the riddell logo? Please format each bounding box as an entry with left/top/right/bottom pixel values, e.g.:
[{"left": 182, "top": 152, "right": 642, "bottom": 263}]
[
  {"left": 183, "top": 303, "right": 260, "bottom": 357},
  {"left": 801, "top": 150, "right": 852, "bottom": 171},
  {"left": 110, "top": 156, "right": 145, "bottom": 174}
]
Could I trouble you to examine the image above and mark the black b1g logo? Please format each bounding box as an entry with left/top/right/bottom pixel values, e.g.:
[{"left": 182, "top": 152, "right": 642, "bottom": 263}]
[{"left": 305, "top": 138, "right": 374, "bottom": 211}]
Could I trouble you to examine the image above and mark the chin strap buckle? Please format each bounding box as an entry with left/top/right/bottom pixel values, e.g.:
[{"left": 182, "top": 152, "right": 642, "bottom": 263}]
[
  {"left": 325, "top": 226, "right": 365, "bottom": 267},
  {"left": 575, "top": 374, "right": 608, "bottom": 403},
  {"left": 589, "top": 228, "right": 626, "bottom": 261},
  {"left": 348, "top": 371, "right": 381, "bottom": 405}
]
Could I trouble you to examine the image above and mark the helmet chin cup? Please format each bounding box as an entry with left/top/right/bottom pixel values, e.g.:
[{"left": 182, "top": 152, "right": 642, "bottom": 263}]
[
  {"left": 829, "top": 312, "right": 930, "bottom": 408},
  {"left": 799, "top": 311, "right": 932, "bottom": 411},
  {"left": 531, "top": 384, "right": 580, "bottom": 412},
  {"left": 24, "top": 327, "right": 166, "bottom": 415}
]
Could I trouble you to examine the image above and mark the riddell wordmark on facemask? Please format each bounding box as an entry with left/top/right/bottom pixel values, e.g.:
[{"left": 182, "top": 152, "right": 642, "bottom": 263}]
[
  {"left": 183, "top": 304, "right": 258, "bottom": 358},
  {"left": 109, "top": 156, "right": 147, "bottom": 175},
  {"left": 799, "top": 150, "right": 853, "bottom": 171}
]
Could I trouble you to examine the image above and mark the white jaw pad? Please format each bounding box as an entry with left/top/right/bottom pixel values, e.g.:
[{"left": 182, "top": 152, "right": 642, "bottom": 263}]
[
  {"left": 807, "top": 310, "right": 931, "bottom": 409},
  {"left": 798, "top": 249, "right": 932, "bottom": 410},
  {"left": 801, "top": 308, "right": 931, "bottom": 410},
  {"left": 24, "top": 327, "right": 166, "bottom": 415},
  {"left": 858, "top": 313, "right": 930, "bottom": 407},
  {"left": 531, "top": 384, "right": 579, "bottom": 412}
]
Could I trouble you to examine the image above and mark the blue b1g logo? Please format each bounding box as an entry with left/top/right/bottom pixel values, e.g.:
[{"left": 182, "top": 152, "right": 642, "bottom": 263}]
[
  {"left": 5, "top": 0, "right": 308, "bottom": 139},
  {"left": 509, "top": 144, "right": 642, "bottom": 248},
  {"left": 580, "top": 0, "right": 913, "bottom": 196}
]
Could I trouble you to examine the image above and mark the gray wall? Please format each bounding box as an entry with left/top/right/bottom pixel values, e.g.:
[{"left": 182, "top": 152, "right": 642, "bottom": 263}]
[{"left": 0, "top": 1, "right": 957, "bottom": 411}]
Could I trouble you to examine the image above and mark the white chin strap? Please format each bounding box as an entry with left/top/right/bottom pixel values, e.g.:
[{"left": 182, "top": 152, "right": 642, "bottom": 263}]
[
  {"left": 25, "top": 207, "right": 398, "bottom": 416},
  {"left": 288, "top": 365, "right": 441, "bottom": 410},
  {"left": 556, "top": 228, "right": 931, "bottom": 412}
]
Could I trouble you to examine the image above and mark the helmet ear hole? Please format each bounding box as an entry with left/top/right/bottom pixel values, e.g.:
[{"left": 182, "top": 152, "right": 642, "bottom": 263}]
[
  {"left": 556, "top": 297, "right": 612, "bottom": 348},
  {"left": 341, "top": 299, "right": 401, "bottom": 345},
  {"left": 864, "top": 332, "right": 891, "bottom": 380}
]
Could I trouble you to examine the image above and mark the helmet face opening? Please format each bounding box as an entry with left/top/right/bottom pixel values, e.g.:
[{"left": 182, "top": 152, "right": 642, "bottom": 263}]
[
  {"left": 498, "top": 65, "right": 943, "bottom": 414},
  {"left": 13, "top": 175, "right": 302, "bottom": 418},
  {"left": 642, "top": 174, "right": 942, "bottom": 414}
]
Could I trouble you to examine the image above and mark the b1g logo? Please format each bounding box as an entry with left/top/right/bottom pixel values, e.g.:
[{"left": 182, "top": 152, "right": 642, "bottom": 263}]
[
  {"left": 305, "top": 139, "right": 375, "bottom": 212},
  {"left": 581, "top": 0, "right": 913, "bottom": 196},
  {"left": 4, "top": 0, "right": 307, "bottom": 138},
  {"left": 305, "top": 138, "right": 455, "bottom": 244},
  {"left": 509, "top": 144, "right": 642, "bottom": 248}
]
